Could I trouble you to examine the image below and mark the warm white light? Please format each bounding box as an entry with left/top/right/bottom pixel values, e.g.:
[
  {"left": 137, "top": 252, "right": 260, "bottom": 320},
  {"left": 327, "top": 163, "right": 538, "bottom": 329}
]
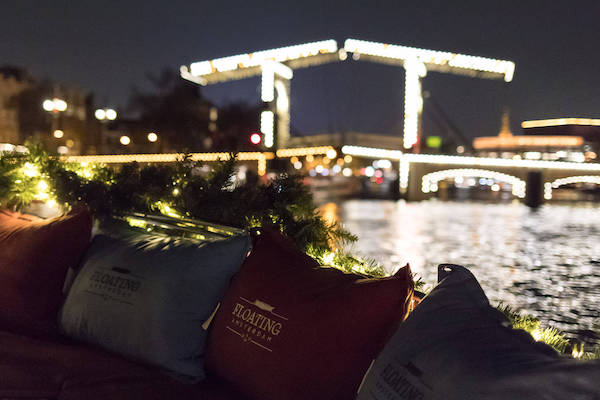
[
  {"left": 94, "top": 109, "right": 106, "bottom": 120},
  {"left": 524, "top": 151, "right": 542, "bottom": 160},
  {"left": 341, "top": 145, "right": 403, "bottom": 160},
  {"left": 374, "top": 159, "right": 392, "bottom": 169},
  {"left": 326, "top": 149, "right": 337, "bottom": 159},
  {"left": 105, "top": 109, "right": 117, "bottom": 120},
  {"left": 147, "top": 132, "right": 158, "bottom": 142},
  {"left": 522, "top": 118, "right": 600, "bottom": 128},
  {"left": 365, "top": 166, "right": 375, "bottom": 177},
  {"left": 403, "top": 58, "right": 425, "bottom": 149},
  {"left": 261, "top": 111, "right": 274, "bottom": 148},
  {"left": 422, "top": 168, "right": 525, "bottom": 198},
  {"left": 261, "top": 64, "right": 275, "bottom": 102},
  {"left": 293, "top": 161, "right": 302, "bottom": 169},
  {"left": 342, "top": 167, "right": 353, "bottom": 177},
  {"left": 275, "top": 80, "right": 289, "bottom": 112},
  {"left": 551, "top": 175, "right": 600, "bottom": 189},
  {"left": 43, "top": 99, "right": 55, "bottom": 111},
  {"left": 120, "top": 136, "right": 131, "bottom": 145},
  {"left": 315, "top": 165, "right": 324, "bottom": 173},
  {"left": 189, "top": 39, "right": 338, "bottom": 77},
  {"left": 404, "top": 153, "right": 600, "bottom": 172},
  {"left": 54, "top": 99, "right": 67, "bottom": 112},
  {"left": 344, "top": 38, "right": 515, "bottom": 82},
  {"left": 53, "top": 129, "right": 64, "bottom": 139},
  {"left": 473, "top": 135, "right": 584, "bottom": 149}
]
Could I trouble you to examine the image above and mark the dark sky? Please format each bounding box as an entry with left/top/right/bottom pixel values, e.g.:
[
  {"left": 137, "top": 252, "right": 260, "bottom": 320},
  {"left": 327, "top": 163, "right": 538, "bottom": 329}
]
[{"left": 2, "top": 1, "right": 599, "bottom": 141}]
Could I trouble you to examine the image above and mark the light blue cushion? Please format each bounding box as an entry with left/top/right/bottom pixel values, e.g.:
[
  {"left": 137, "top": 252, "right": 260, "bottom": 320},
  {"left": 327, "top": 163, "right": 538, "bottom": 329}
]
[{"left": 59, "top": 231, "right": 251, "bottom": 379}]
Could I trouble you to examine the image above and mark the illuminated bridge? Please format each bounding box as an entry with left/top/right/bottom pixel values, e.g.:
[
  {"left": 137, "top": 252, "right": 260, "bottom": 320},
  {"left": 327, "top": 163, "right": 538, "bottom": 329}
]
[
  {"left": 61, "top": 143, "right": 600, "bottom": 205},
  {"left": 180, "top": 38, "right": 515, "bottom": 151},
  {"left": 51, "top": 40, "right": 600, "bottom": 205}
]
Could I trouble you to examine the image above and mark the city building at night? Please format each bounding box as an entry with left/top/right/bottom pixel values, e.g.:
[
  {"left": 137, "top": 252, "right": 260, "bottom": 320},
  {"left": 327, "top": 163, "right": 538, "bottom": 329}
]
[
  {"left": 0, "top": 66, "right": 31, "bottom": 144},
  {"left": 473, "top": 112, "right": 592, "bottom": 163}
]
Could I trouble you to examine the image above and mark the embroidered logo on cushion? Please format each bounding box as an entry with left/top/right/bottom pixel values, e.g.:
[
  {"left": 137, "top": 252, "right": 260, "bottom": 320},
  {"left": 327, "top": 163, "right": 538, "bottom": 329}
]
[
  {"left": 227, "top": 297, "right": 288, "bottom": 352},
  {"left": 85, "top": 267, "right": 145, "bottom": 304}
]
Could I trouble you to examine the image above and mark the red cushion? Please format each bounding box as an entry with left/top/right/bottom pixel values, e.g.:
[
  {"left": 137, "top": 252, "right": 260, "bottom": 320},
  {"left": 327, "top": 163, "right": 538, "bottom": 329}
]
[
  {"left": 0, "top": 208, "right": 92, "bottom": 337},
  {"left": 205, "top": 230, "right": 414, "bottom": 400}
]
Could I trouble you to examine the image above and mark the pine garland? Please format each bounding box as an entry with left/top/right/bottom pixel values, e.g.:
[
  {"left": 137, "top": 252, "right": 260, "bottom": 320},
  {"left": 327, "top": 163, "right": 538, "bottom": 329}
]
[{"left": 0, "top": 145, "right": 378, "bottom": 276}]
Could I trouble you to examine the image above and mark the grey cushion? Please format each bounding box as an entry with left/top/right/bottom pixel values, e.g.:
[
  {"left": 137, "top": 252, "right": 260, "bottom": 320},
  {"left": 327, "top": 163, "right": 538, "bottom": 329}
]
[
  {"left": 59, "top": 231, "right": 251, "bottom": 379},
  {"left": 356, "top": 264, "right": 600, "bottom": 400}
]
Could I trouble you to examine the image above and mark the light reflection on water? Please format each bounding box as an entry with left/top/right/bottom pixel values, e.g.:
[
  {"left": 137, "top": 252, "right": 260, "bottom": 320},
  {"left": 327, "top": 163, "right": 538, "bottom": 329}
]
[{"left": 337, "top": 199, "right": 600, "bottom": 338}]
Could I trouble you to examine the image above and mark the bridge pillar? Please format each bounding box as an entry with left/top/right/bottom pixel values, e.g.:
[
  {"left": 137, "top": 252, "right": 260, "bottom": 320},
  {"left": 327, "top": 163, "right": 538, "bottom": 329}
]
[
  {"left": 525, "top": 170, "right": 544, "bottom": 208},
  {"left": 261, "top": 61, "right": 292, "bottom": 150},
  {"left": 406, "top": 162, "right": 428, "bottom": 201}
]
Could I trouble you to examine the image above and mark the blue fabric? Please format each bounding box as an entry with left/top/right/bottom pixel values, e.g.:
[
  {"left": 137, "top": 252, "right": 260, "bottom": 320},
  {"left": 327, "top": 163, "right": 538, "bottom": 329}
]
[{"left": 59, "top": 231, "right": 251, "bottom": 379}]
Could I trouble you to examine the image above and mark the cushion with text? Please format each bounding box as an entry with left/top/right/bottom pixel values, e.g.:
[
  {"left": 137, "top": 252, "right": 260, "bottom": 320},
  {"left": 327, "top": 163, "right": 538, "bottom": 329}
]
[
  {"left": 205, "top": 229, "right": 414, "bottom": 400},
  {"left": 356, "top": 264, "right": 600, "bottom": 400},
  {"left": 59, "top": 230, "right": 251, "bottom": 379},
  {"left": 0, "top": 208, "right": 92, "bottom": 337}
]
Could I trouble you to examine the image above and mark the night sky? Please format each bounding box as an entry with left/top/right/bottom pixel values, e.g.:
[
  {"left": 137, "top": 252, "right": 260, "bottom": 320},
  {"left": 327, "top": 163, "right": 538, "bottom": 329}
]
[{"left": 2, "top": 1, "right": 599, "bottom": 142}]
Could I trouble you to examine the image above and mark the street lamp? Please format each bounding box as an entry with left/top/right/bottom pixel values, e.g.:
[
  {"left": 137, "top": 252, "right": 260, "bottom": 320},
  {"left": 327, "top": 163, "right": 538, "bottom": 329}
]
[
  {"left": 147, "top": 132, "right": 158, "bottom": 142},
  {"left": 43, "top": 98, "right": 67, "bottom": 113},
  {"left": 42, "top": 98, "right": 68, "bottom": 141},
  {"left": 95, "top": 108, "right": 118, "bottom": 153},
  {"left": 95, "top": 108, "right": 117, "bottom": 121}
]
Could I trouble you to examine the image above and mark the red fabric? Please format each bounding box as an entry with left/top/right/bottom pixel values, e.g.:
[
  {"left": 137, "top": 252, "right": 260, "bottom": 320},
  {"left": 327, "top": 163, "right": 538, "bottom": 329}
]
[
  {"left": 0, "top": 329, "right": 245, "bottom": 400},
  {"left": 0, "top": 209, "right": 92, "bottom": 337},
  {"left": 205, "top": 230, "right": 414, "bottom": 400}
]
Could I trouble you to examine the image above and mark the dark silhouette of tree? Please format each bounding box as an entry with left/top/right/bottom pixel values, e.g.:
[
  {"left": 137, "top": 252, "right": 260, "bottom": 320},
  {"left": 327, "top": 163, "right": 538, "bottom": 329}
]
[
  {"left": 129, "top": 69, "right": 212, "bottom": 152},
  {"left": 213, "top": 101, "right": 262, "bottom": 151}
]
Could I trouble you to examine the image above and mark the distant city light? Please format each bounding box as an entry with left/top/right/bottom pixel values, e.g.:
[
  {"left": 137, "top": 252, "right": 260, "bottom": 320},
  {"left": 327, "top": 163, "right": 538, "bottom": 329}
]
[
  {"left": 147, "top": 132, "right": 158, "bottom": 142},
  {"left": 326, "top": 148, "right": 337, "bottom": 159},
  {"left": 43, "top": 98, "right": 67, "bottom": 113},
  {"left": 42, "top": 99, "right": 55, "bottom": 111},
  {"left": 293, "top": 161, "right": 302, "bottom": 169},
  {"left": 95, "top": 109, "right": 106, "bottom": 120},
  {"left": 105, "top": 109, "right": 117, "bottom": 120},
  {"left": 120, "top": 136, "right": 131, "bottom": 145},
  {"left": 53, "top": 129, "right": 64, "bottom": 138},
  {"left": 522, "top": 118, "right": 600, "bottom": 128},
  {"left": 342, "top": 167, "right": 353, "bottom": 177},
  {"left": 250, "top": 132, "right": 262, "bottom": 145}
]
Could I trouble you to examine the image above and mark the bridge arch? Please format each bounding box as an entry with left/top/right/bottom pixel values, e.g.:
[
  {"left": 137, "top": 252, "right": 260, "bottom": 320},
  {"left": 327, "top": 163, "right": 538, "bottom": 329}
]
[
  {"left": 543, "top": 175, "right": 600, "bottom": 200},
  {"left": 422, "top": 168, "right": 526, "bottom": 198}
]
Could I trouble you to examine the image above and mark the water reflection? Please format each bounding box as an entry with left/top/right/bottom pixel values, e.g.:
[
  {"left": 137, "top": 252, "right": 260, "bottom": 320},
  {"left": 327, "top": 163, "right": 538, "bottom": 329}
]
[{"left": 334, "top": 200, "right": 600, "bottom": 338}]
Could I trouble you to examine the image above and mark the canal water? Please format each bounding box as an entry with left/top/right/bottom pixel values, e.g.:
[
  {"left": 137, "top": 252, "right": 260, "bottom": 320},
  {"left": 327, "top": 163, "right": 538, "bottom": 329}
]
[{"left": 332, "top": 200, "right": 600, "bottom": 339}]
